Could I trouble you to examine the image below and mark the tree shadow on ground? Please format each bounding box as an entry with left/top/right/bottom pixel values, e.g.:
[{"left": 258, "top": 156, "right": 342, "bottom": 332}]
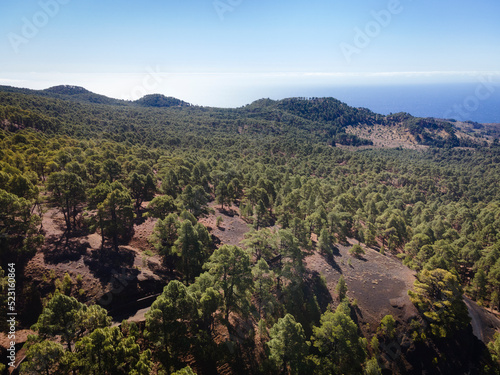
[
  {"left": 217, "top": 207, "right": 236, "bottom": 217},
  {"left": 322, "top": 248, "right": 343, "bottom": 274},
  {"left": 306, "top": 270, "right": 335, "bottom": 312},
  {"left": 83, "top": 245, "right": 137, "bottom": 283},
  {"left": 43, "top": 232, "right": 89, "bottom": 264},
  {"left": 133, "top": 207, "right": 149, "bottom": 225}
]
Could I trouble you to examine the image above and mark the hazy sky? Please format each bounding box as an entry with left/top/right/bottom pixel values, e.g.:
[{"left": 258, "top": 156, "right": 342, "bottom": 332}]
[{"left": 1, "top": 0, "right": 499, "bottom": 106}]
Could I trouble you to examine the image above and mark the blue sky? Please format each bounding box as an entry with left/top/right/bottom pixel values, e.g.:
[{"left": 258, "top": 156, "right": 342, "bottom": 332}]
[{"left": 1, "top": 0, "right": 499, "bottom": 107}]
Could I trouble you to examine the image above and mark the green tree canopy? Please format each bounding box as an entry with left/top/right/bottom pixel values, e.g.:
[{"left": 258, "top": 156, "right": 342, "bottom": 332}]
[
  {"left": 47, "top": 171, "right": 85, "bottom": 234},
  {"left": 146, "top": 194, "right": 176, "bottom": 220},
  {"left": 204, "top": 245, "right": 254, "bottom": 320},
  {"left": 0, "top": 188, "right": 43, "bottom": 261},
  {"left": 173, "top": 220, "right": 208, "bottom": 284},
  {"left": 252, "top": 258, "right": 276, "bottom": 318},
  {"left": 336, "top": 275, "right": 348, "bottom": 301},
  {"left": 145, "top": 280, "right": 197, "bottom": 367},
  {"left": 32, "top": 293, "right": 110, "bottom": 352},
  {"left": 127, "top": 172, "right": 156, "bottom": 213},
  {"left": 21, "top": 340, "right": 66, "bottom": 375},
  {"left": 74, "top": 326, "right": 152, "bottom": 375},
  {"left": 408, "top": 268, "right": 470, "bottom": 337},
  {"left": 89, "top": 181, "right": 134, "bottom": 250},
  {"left": 267, "top": 313, "right": 309, "bottom": 375},
  {"left": 311, "top": 304, "right": 367, "bottom": 375}
]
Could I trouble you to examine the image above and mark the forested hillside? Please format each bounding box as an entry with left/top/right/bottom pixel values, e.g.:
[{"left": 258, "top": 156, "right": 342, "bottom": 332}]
[
  {"left": 1, "top": 86, "right": 500, "bottom": 374},
  {"left": 0, "top": 86, "right": 485, "bottom": 148}
]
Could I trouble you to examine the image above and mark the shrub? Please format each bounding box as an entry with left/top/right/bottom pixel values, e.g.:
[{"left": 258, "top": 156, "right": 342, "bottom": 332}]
[
  {"left": 379, "top": 315, "right": 396, "bottom": 338},
  {"left": 216, "top": 215, "right": 224, "bottom": 228},
  {"left": 350, "top": 244, "right": 365, "bottom": 258}
]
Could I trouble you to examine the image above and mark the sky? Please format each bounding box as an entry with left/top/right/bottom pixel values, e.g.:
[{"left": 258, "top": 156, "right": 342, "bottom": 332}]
[{"left": 1, "top": 0, "right": 500, "bottom": 107}]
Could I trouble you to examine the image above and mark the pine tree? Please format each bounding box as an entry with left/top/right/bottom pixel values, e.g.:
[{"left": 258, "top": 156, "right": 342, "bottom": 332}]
[
  {"left": 408, "top": 268, "right": 470, "bottom": 337},
  {"left": 242, "top": 228, "right": 276, "bottom": 261},
  {"left": 171, "top": 367, "right": 197, "bottom": 375},
  {"left": 199, "top": 287, "right": 222, "bottom": 334},
  {"left": 74, "top": 326, "right": 151, "bottom": 374},
  {"left": 252, "top": 259, "right": 275, "bottom": 318},
  {"left": 349, "top": 244, "right": 365, "bottom": 258},
  {"left": 204, "top": 245, "right": 253, "bottom": 320},
  {"left": 256, "top": 199, "right": 268, "bottom": 229},
  {"left": 336, "top": 275, "right": 348, "bottom": 301},
  {"left": 471, "top": 269, "right": 487, "bottom": 301},
  {"left": 145, "top": 281, "right": 197, "bottom": 368},
  {"left": 379, "top": 315, "right": 396, "bottom": 339},
  {"left": 150, "top": 213, "right": 179, "bottom": 271},
  {"left": 0, "top": 188, "right": 43, "bottom": 260},
  {"left": 98, "top": 184, "right": 134, "bottom": 251},
  {"left": 47, "top": 171, "right": 85, "bottom": 234},
  {"left": 311, "top": 304, "right": 367, "bottom": 374},
  {"left": 32, "top": 293, "right": 110, "bottom": 352},
  {"left": 216, "top": 181, "right": 229, "bottom": 210},
  {"left": 146, "top": 195, "right": 176, "bottom": 220},
  {"left": 173, "top": 220, "right": 203, "bottom": 284},
  {"left": 127, "top": 172, "right": 156, "bottom": 213},
  {"left": 267, "top": 314, "right": 309, "bottom": 375},
  {"left": 318, "top": 228, "right": 333, "bottom": 255},
  {"left": 21, "top": 340, "right": 66, "bottom": 375}
]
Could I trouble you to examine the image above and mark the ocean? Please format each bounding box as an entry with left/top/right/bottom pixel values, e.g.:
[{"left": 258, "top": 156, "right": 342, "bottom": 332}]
[{"left": 263, "top": 83, "right": 500, "bottom": 124}]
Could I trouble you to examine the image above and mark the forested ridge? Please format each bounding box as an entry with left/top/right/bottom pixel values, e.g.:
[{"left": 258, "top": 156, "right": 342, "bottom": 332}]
[
  {"left": 1, "top": 86, "right": 500, "bottom": 374},
  {"left": 0, "top": 85, "right": 484, "bottom": 148}
]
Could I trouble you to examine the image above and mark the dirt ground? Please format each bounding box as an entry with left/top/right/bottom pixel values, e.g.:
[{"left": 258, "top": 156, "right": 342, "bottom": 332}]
[
  {"left": 28, "top": 202, "right": 499, "bottom": 340},
  {"left": 2, "top": 201, "right": 171, "bottom": 370},
  {"left": 345, "top": 123, "right": 478, "bottom": 150},
  {"left": 18, "top": 201, "right": 171, "bottom": 331},
  {"left": 305, "top": 240, "right": 418, "bottom": 328},
  {"left": 8, "top": 199, "right": 500, "bottom": 373},
  {"left": 345, "top": 124, "right": 428, "bottom": 150},
  {"left": 199, "top": 205, "right": 422, "bottom": 345},
  {"left": 464, "top": 296, "right": 500, "bottom": 344},
  {"left": 109, "top": 203, "right": 251, "bottom": 325},
  {"left": 0, "top": 329, "right": 33, "bottom": 371},
  {"left": 24, "top": 203, "right": 166, "bottom": 303},
  {"left": 198, "top": 203, "right": 251, "bottom": 248}
]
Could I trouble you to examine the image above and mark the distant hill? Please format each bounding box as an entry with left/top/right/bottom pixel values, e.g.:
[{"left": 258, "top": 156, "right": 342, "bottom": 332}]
[
  {"left": 0, "top": 84, "right": 127, "bottom": 106},
  {"left": 134, "top": 94, "right": 191, "bottom": 108},
  {"left": 238, "top": 97, "right": 484, "bottom": 148},
  {"left": 0, "top": 85, "right": 487, "bottom": 149},
  {"left": 0, "top": 85, "right": 193, "bottom": 108},
  {"left": 44, "top": 85, "right": 92, "bottom": 95},
  {"left": 42, "top": 85, "right": 129, "bottom": 106}
]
